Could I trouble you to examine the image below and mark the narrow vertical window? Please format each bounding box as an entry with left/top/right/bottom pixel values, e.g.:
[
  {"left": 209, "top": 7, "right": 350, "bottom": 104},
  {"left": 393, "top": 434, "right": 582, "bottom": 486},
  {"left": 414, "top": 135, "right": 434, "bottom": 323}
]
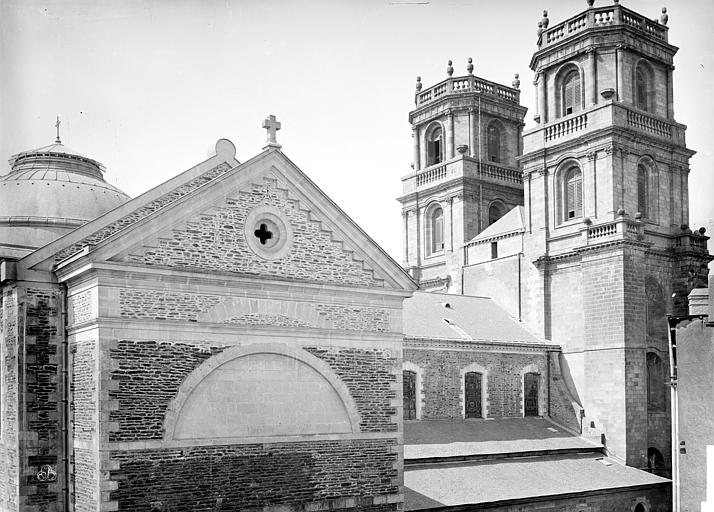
[
  {"left": 430, "top": 207, "right": 444, "bottom": 254},
  {"left": 464, "top": 372, "right": 483, "bottom": 418},
  {"left": 524, "top": 373, "right": 540, "bottom": 416},
  {"left": 490, "top": 242, "right": 498, "bottom": 259},
  {"left": 638, "top": 164, "right": 648, "bottom": 217},
  {"left": 636, "top": 67, "right": 648, "bottom": 111},
  {"left": 403, "top": 370, "right": 417, "bottom": 420},
  {"left": 647, "top": 352, "right": 665, "bottom": 410},
  {"left": 563, "top": 70, "right": 581, "bottom": 116},
  {"left": 565, "top": 167, "right": 583, "bottom": 220},
  {"left": 427, "top": 126, "right": 443, "bottom": 166},
  {"left": 488, "top": 123, "right": 500, "bottom": 163}
]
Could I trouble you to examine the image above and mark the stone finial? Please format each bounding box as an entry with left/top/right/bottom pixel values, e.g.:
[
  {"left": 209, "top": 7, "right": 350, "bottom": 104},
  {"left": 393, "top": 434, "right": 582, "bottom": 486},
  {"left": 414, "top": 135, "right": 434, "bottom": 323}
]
[
  {"left": 617, "top": 208, "right": 626, "bottom": 217},
  {"left": 447, "top": 60, "right": 454, "bottom": 77},
  {"left": 541, "top": 10, "right": 549, "bottom": 29},
  {"left": 467, "top": 57, "right": 474, "bottom": 75},
  {"left": 613, "top": 0, "right": 619, "bottom": 3},
  {"left": 699, "top": 227, "right": 707, "bottom": 234},
  {"left": 537, "top": 21, "right": 544, "bottom": 38},
  {"left": 660, "top": 7, "right": 668, "bottom": 25},
  {"left": 587, "top": 0, "right": 595, "bottom": 6},
  {"left": 512, "top": 73, "right": 521, "bottom": 89},
  {"left": 416, "top": 76, "right": 422, "bottom": 92}
]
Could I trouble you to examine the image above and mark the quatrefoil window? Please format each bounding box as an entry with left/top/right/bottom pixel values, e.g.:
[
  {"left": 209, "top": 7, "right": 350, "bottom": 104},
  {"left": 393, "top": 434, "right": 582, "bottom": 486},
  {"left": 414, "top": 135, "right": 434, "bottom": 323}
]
[
  {"left": 244, "top": 205, "right": 293, "bottom": 260},
  {"left": 254, "top": 223, "right": 273, "bottom": 245}
]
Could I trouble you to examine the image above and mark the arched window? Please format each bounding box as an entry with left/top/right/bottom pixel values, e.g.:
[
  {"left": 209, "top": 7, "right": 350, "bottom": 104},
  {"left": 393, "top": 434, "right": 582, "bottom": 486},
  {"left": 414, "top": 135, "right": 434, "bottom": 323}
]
[
  {"left": 647, "top": 352, "right": 665, "bottom": 411},
  {"left": 636, "top": 68, "right": 648, "bottom": 111},
  {"left": 635, "top": 61, "right": 654, "bottom": 112},
  {"left": 637, "top": 164, "right": 648, "bottom": 217},
  {"left": 428, "top": 206, "right": 444, "bottom": 255},
  {"left": 488, "top": 201, "right": 505, "bottom": 225},
  {"left": 487, "top": 123, "right": 501, "bottom": 163},
  {"left": 634, "top": 504, "right": 646, "bottom": 512},
  {"left": 562, "top": 70, "right": 581, "bottom": 116},
  {"left": 647, "top": 447, "right": 665, "bottom": 476},
  {"left": 563, "top": 166, "right": 583, "bottom": 221},
  {"left": 464, "top": 372, "right": 483, "bottom": 418},
  {"left": 426, "top": 125, "right": 443, "bottom": 166}
]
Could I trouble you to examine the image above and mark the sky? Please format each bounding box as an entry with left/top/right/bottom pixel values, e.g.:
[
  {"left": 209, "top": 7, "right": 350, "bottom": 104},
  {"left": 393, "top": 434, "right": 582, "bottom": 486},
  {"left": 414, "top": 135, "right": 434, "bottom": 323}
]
[{"left": 1, "top": 0, "right": 713, "bottom": 262}]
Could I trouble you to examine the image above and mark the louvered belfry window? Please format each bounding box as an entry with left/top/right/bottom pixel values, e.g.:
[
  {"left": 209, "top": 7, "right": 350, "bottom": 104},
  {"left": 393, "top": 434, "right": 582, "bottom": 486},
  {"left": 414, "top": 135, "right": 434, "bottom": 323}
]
[
  {"left": 566, "top": 167, "right": 583, "bottom": 220},
  {"left": 563, "top": 71, "right": 581, "bottom": 116},
  {"left": 637, "top": 164, "right": 648, "bottom": 217}
]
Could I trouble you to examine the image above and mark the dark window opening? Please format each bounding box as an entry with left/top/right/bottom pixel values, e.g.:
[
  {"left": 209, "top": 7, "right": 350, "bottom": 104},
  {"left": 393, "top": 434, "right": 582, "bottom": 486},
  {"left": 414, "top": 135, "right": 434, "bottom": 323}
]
[
  {"left": 427, "top": 127, "right": 443, "bottom": 166},
  {"left": 491, "top": 242, "right": 498, "bottom": 259},
  {"left": 638, "top": 164, "right": 648, "bottom": 218},
  {"left": 465, "top": 372, "right": 483, "bottom": 418},
  {"left": 254, "top": 223, "right": 273, "bottom": 245},
  {"left": 403, "top": 370, "right": 417, "bottom": 420},
  {"left": 488, "top": 124, "right": 501, "bottom": 163},
  {"left": 430, "top": 207, "right": 444, "bottom": 254}
]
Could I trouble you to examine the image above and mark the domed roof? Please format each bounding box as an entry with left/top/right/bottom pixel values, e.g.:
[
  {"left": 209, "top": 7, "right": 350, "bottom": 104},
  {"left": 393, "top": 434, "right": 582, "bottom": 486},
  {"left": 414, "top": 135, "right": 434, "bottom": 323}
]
[{"left": 0, "top": 140, "right": 130, "bottom": 259}]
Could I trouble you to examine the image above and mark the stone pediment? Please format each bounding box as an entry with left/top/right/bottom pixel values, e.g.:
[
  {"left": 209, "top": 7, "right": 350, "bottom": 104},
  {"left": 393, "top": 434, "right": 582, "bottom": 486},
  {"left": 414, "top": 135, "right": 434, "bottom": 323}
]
[{"left": 21, "top": 141, "right": 414, "bottom": 291}]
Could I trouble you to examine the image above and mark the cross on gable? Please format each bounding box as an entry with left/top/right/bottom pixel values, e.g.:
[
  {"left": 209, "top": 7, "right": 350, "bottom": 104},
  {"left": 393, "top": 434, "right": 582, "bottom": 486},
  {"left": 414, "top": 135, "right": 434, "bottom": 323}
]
[{"left": 262, "top": 115, "right": 282, "bottom": 149}]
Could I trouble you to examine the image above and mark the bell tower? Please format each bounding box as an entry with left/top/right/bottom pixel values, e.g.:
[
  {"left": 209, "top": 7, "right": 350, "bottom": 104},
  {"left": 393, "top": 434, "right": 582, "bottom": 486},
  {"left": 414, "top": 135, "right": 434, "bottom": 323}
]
[
  {"left": 520, "top": 1, "right": 711, "bottom": 470},
  {"left": 399, "top": 59, "right": 527, "bottom": 292}
]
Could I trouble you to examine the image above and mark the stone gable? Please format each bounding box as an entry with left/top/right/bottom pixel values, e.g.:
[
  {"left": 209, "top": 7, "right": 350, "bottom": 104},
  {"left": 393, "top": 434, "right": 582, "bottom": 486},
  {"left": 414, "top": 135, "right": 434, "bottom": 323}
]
[{"left": 125, "top": 177, "right": 385, "bottom": 288}]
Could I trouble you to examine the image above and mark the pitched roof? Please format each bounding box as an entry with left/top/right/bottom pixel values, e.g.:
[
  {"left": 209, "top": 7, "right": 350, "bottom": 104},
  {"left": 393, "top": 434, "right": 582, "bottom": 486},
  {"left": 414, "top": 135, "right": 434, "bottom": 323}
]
[
  {"left": 466, "top": 205, "right": 524, "bottom": 245},
  {"left": 403, "top": 291, "right": 544, "bottom": 344}
]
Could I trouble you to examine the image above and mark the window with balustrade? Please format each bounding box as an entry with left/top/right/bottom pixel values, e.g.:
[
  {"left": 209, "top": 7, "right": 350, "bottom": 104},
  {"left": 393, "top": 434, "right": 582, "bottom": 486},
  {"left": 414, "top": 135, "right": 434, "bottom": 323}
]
[
  {"left": 487, "top": 122, "right": 501, "bottom": 163},
  {"left": 426, "top": 124, "right": 443, "bottom": 166},
  {"left": 425, "top": 204, "right": 444, "bottom": 256},
  {"left": 559, "top": 165, "right": 583, "bottom": 222}
]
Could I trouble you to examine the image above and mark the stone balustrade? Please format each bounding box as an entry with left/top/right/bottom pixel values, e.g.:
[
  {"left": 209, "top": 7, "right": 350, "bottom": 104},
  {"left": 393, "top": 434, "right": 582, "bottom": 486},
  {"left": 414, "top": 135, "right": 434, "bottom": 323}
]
[
  {"left": 580, "top": 217, "right": 643, "bottom": 245},
  {"left": 524, "top": 102, "right": 685, "bottom": 152},
  {"left": 544, "top": 113, "right": 588, "bottom": 142},
  {"left": 403, "top": 156, "right": 522, "bottom": 194},
  {"left": 540, "top": 4, "right": 668, "bottom": 49},
  {"left": 415, "top": 75, "right": 520, "bottom": 108}
]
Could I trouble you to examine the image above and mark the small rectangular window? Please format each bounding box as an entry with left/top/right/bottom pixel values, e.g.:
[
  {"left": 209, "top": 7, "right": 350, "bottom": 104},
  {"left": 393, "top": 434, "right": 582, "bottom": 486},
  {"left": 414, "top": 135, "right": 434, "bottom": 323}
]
[{"left": 491, "top": 242, "right": 498, "bottom": 259}]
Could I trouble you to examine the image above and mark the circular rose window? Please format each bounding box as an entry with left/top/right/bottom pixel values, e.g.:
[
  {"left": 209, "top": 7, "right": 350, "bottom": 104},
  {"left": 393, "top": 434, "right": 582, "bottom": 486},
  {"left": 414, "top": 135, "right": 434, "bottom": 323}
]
[{"left": 244, "top": 205, "right": 293, "bottom": 260}]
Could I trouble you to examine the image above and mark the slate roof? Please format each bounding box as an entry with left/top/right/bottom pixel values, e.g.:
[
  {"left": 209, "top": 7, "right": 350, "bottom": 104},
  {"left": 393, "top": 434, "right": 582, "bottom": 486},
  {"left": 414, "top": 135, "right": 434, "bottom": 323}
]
[
  {"left": 404, "top": 452, "right": 669, "bottom": 509},
  {"left": 403, "top": 291, "right": 545, "bottom": 344},
  {"left": 466, "top": 205, "right": 524, "bottom": 245}
]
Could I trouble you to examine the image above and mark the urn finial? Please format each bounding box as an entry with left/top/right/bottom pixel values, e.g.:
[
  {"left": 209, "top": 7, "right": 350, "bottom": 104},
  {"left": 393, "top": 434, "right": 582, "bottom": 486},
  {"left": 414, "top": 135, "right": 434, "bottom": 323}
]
[
  {"left": 467, "top": 57, "right": 474, "bottom": 75},
  {"left": 447, "top": 60, "right": 454, "bottom": 77},
  {"left": 541, "top": 10, "right": 549, "bottom": 29},
  {"left": 660, "top": 7, "right": 668, "bottom": 25},
  {"left": 416, "top": 76, "right": 422, "bottom": 92}
]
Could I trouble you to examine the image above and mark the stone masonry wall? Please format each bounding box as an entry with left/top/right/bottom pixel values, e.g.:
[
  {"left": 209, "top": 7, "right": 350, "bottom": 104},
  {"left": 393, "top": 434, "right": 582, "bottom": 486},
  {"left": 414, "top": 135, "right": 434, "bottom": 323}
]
[
  {"left": 0, "top": 287, "right": 19, "bottom": 512},
  {"left": 404, "top": 347, "right": 546, "bottom": 418},
  {"left": 72, "top": 448, "right": 97, "bottom": 512},
  {"left": 72, "top": 340, "right": 96, "bottom": 442},
  {"left": 109, "top": 340, "right": 227, "bottom": 441},
  {"left": 21, "top": 287, "right": 64, "bottom": 511},
  {"left": 118, "top": 289, "right": 222, "bottom": 322},
  {"left": 109, "top": 341, "right": 398, "bottom": 440},
  {"left": 304, "top": 346, "right": 397, "bottom": 432},
  {"left": 129, "top": 179, "right": 382, "bottom": 287},
  {"left": 108, "top": 439, "right": 399, "bottom": 512}
]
